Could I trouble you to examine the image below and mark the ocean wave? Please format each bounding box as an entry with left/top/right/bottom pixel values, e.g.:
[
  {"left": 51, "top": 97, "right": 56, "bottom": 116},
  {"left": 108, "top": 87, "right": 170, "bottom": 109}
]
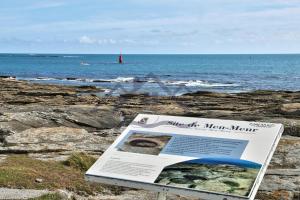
[
  {"left": 63, "top": 55, "right": 81, "bottom": 58},
  {"left": 36, "top": 77, "right": 59, "bottom": 81},
  {"left": 18, "top": 76, "right": 239, "bottom": 88},
  {"left": 103, "top": 89, "right": 112, "bottom": 93},
  {"left": 80, "top": 62, "right": 90, "bottom": 66},
  {"left": 63, "top": 77, "right": 87, "bottom": 82},
  {"left": 28, "top": 54, "right": 59, "bottom": 58},
  {"left": 92, "top": 77, "right": 136, "bottom": 83},
  {"left": 0, "top": 75, "right": 16, "bottom": 79},
  {"left": 18, "top": 77, "right": 60, "bottom": 81},
  {"left": 23, "top": 76, "right": 137, "bottom": 83},
  {"left": 163, "top": 80, "right": 239, "bottom": 87},
  {"left": 113, "top": 77, "right": 135, "bottom": 82}
]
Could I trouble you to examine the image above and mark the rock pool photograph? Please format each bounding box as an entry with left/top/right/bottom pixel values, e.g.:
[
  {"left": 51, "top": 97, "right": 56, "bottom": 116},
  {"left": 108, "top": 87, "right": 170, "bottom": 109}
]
[
  {"left": 155, "top": 158, "right": 262, "bottom": 197},
  {"left": 117, "top": 132, "right": 172, "bottom": 155}
]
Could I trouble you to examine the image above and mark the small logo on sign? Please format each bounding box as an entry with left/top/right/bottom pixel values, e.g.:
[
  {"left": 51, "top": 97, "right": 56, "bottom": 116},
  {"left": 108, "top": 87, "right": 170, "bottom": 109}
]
[
  {"left": 249, "top": 122, "right": 275, "bottom": 128},
  {"left": 138, "top": 117, "right": 149, "bottom": 124}
]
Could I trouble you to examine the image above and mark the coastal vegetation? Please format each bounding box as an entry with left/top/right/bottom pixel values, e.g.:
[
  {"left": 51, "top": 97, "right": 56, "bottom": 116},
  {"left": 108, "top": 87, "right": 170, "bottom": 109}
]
[{"left": 0, "top": 154, "right": 101, "bottom": 194}]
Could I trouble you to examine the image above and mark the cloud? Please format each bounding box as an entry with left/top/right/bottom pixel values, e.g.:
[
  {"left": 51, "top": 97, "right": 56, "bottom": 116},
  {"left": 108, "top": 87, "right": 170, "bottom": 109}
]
[
  {"left": 78, "top": 36, "right": 125, "bottom": 45},
  {"left": 97, "top": 39, "right": 117, "bottom": 45},
  {"left": 120, "top": 39, "right": 136, "bottom": 44},
  {"left": 79, "top": 36, "right": 96, "bottom": 44},
  {"left": 3, "top": 15, "right": 198, "bottom": 36},
  {"left": 1, "top": 0, "right": 300, "bottom": 53},
  {"left": 237, "top": 7, "right": 300, "bottom": 19}
]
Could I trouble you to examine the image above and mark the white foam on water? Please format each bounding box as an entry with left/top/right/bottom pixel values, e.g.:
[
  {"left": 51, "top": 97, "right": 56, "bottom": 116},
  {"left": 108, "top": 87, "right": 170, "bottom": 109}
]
[
  {"left": 108, "top": 77, "right": 136, "bottom": 82},
  {"left": 103, "top": 89, "right": 111, "bottom": 93},
  {"left": 80, "top": 62, "right": 90, "bottom": 66},
  {"left": 36, "top": 77, "right": 58, "bottom": 81},
  {"left": 164, "top": 80, "right": 239, "bottom": 87},
  {"left": 19, "top": 77, "right": 59, "bottom": 81},
  {"left": 17, "top": 76, "right": 239, "bottom": 88},
  {"left": 63, "top": 55, "right": 80, "bottom": 58}
]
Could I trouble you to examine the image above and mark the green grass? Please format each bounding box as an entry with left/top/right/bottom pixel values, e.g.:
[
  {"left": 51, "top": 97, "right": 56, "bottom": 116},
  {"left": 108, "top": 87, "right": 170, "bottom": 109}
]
[
  {"left": 29, "top": 193, "right": 63, "bottom": 200},
  {"left": 63, "top": 152, "right": 97, "bottom": 172},
  {"left": 0, "top": 154, "right": 101, "bottom": 195}
]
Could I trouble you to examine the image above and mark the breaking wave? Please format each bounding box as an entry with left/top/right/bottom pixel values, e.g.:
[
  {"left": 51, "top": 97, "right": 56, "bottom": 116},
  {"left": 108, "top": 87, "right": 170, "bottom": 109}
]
[
  {"left": 17, "top": 76, "right": 239, "bottom": 88},
  {"left": 163, "top": 80, "right": 239, "bottom": 87},
  {"left": 92, "top": 77, "right": 136, "bottom": 83}
]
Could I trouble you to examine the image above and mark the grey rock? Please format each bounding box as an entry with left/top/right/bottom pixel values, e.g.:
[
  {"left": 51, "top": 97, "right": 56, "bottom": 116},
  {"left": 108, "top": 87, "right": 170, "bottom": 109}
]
[
  {"left": 35, "top": 178, "right": 43, "bottom": 183},
  {"left": 0, "top": 106, "right": 122, "bottom": 147},
  {"left": 0, "top": 188, "right": 49, "bottom": 199}
]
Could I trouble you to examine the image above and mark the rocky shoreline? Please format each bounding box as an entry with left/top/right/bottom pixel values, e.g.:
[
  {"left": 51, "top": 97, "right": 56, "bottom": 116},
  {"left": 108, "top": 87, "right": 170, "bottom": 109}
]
[{"left": 0, "top": 77, "right": 299, "bottom": 200}]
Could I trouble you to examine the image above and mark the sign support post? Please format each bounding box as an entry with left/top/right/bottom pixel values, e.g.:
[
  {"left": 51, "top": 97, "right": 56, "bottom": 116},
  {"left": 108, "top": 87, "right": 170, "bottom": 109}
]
[{"left": 157, "top": 192, "right": 167, "bottom": 200}]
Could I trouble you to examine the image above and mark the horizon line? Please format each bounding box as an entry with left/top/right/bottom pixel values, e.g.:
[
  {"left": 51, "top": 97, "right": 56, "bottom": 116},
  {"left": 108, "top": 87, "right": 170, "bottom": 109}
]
[{"left": 0, "top": 52, "right": 300, "bottom": 55}]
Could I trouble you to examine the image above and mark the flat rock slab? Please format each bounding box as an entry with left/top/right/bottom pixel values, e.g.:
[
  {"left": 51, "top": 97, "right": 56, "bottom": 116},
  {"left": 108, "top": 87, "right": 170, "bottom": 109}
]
[
  {"left": 0, "top": 105, "right": 122, "bottom": 134},
  {"left": 0, "top": 188, "right": 49, "bottom": 199},
  {"left": 1, "top": 127, "right": 117, "bottom": 154}
]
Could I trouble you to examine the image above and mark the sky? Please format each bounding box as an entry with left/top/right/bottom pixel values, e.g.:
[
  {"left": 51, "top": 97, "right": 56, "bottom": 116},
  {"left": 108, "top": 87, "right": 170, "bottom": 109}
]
[{"left": 0, "top": 0, "right": 300, "bottom": 54}]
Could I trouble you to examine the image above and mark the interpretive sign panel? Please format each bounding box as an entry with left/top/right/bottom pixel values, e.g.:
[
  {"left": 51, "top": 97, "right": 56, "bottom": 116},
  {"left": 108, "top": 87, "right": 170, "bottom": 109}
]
[{"left": 86, "top": 114, "right": 283, "bottom": 200}]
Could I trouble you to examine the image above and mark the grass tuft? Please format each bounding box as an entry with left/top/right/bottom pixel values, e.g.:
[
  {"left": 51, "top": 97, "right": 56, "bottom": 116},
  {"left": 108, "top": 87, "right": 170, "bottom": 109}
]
[
  {"left": 63, "top": 152, "right": 96, "bottom": 172},
  {"left": 29, "top": 193, "right": 63, "bottom": 200}
]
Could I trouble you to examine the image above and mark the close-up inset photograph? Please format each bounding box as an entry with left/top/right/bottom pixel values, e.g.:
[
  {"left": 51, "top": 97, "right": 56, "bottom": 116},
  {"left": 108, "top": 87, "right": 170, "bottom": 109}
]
[
  {"left": 155, "top": 158, "right": 262, "bottom": 197},
  {"left": 117, "top": 132, "right": 172, "bottom": 155}
]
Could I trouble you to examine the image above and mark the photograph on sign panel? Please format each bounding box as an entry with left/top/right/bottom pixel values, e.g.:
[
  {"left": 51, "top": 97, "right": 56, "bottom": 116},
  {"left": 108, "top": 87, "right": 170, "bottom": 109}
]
[
  {"left": 154, "top": 158, "right": 261, "bottom": 197},
  {"left": 117, "top": 132, "right": 172, "bottom": 155}
]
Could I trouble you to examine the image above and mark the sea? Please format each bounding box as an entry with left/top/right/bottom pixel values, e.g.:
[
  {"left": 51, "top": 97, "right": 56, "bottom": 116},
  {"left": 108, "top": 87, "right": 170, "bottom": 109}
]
[{"left": 0, "top": 54, "right": 299, "bottom": 96}]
